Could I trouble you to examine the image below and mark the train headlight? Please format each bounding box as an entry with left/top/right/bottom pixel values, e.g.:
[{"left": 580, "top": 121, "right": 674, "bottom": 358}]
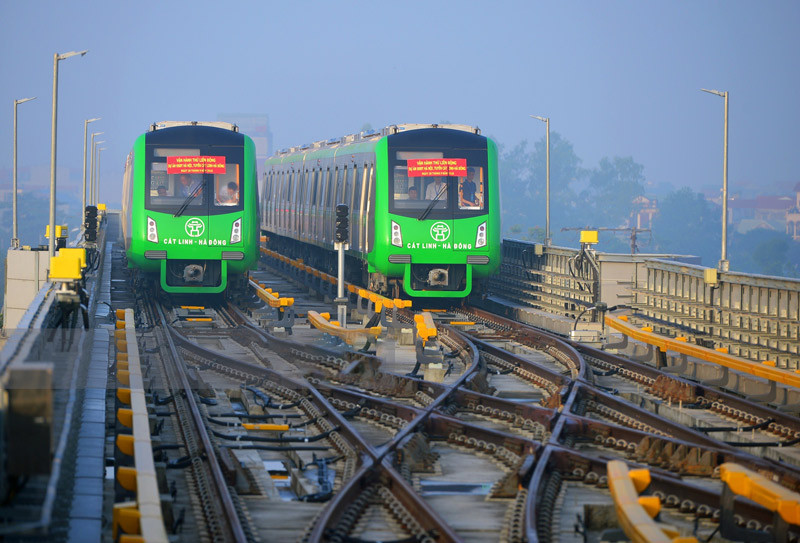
[
  {"left": 230, "top": 218, "right": 242, "bottom": 244},
  {"left": 391, "top": 221, "right": 403, "bottom": 247},
  {"left": 475, "top": 222, "right": 487, "bottom": 248},
  {"left": 147, "top": 216, "right": 158, "bottom": 243}
]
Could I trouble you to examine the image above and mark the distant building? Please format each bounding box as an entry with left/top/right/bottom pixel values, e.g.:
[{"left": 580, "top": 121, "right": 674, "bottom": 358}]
[
  {"left": 631, "top": 195, "right": 658, "bottom": 229},
  {"left": 728, "top": 194, "right": 795, "bottom": 223},
  {"left": 735, "top": 219, "right": 776, "bottom": 235},
  {"left": 721, "top": 183, "right": 800, "bottom": 241}
]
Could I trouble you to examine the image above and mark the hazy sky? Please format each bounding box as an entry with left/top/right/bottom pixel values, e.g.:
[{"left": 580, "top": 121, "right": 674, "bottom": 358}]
[{"left": 2, "top": 1, "right": 799, "bottom": 205}]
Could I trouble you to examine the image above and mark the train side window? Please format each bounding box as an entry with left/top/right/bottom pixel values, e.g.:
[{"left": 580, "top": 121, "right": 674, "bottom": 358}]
[
  {"left": 262, "top": 171, "right": 269, "bottom": 219},
  {"left": 351, "top": 165, "right": 361, "bottom": 214},
  {"left": 331, "top": 167, "right": 339, "bottom": 208},
  {"left": 343, "top": 166, "right": 352, "bottom": 211},
  {"left": 323, "top": 168, "right": 332, "bottom": 209},
  {"left": 352, "top": 165, "right": 363, "bottom": 248},
  {"left": 285, "top": 170, "right": 293, "bottom": 202},
  {"left": 309, "top": 169, "right": 318, "bottom": 207},
  {"left": 295, "top": 170, "right": 305, "bottom": 205}
]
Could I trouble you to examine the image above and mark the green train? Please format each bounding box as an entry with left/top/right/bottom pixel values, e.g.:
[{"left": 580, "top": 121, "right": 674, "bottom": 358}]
[
  {"left": 121, "top": 121, "right": 259, "bottom": 294},
  {"left": 261, "top": 124, "right": 500, "bottom": 298}
]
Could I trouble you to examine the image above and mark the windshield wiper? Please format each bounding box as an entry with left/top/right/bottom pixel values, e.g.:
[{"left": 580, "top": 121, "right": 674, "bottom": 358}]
[
  {"left": 418, "top": 184, "right": 447, "bottom": 221},
  {"left": 174, "top": 182, "right": 203, "bottom": 217}
]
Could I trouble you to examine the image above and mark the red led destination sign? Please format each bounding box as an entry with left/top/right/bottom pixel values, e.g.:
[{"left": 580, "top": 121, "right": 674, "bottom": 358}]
[
  {"left": 167, "top": 156, "right": 226, "bottom": 174},
  {"left": 407, "top": 158, "right": 467, "bottom": 177}
]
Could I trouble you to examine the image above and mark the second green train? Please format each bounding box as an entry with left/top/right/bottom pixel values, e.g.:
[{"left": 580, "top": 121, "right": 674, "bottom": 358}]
[{"left": 261, "top": 124, "right": 500, "bottom": 298}]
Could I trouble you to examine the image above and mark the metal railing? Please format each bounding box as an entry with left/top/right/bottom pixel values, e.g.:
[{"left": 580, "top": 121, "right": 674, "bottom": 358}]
[
  {"left": 634, "top": 260, "right": 800, "bottom": 368},
  {"left": 489, "top": 239, "right": 699, "bottom": 324}
]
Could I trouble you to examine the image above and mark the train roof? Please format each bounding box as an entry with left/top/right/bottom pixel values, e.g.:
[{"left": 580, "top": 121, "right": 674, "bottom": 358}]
[
  {"left": 273, "top": 123, "right": 482, "bottom": 157},
  {"left": 149, "top": 120, "right": 239, "bottom": 132}
]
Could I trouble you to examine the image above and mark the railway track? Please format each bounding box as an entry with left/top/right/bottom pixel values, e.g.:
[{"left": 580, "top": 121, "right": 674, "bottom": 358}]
[{"left": 116, "top": 249, "right": 800, "bottom": 543}]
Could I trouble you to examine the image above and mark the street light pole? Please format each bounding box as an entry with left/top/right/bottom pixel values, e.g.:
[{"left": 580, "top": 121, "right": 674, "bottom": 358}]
[
  {"left": 82, "top": 117, "right": 100, "bottom": 214},
  {"left": 92, "top": 140, "right": 105, "bottom": 205},
  {"left": 89, "top": 132, "right": 103, "bottom": 207},
  {"left": 530, "top": 115, "right": 551, "bottom": 245},
  {"left": 96, "top": 147, "right": 106, "bottom": 205},
  {"left": 701, "top": 88, "right": 730, "bottom": 271},
  {"left": 12, "top": 96, "right": 36, "bottom": 249},
  {"left": 49, "top": 49, "right": 87, "bottom": 256}
]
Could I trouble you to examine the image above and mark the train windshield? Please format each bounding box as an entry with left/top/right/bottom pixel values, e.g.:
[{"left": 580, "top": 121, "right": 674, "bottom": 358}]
[
  {"left": 390, "top": 151, "right": 487, "bottom": 219},
  {"left": 145, "top": 147, "right": 243, "bottom": 215}
]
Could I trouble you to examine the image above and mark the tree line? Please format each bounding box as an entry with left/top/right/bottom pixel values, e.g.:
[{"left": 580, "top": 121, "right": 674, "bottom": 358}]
[{"left": 496, "top": 132, "right": 800, "bottom": 278}]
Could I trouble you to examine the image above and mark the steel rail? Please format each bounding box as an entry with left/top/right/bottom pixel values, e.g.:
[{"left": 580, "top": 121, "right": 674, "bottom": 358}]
[
  {"left": 153, "top": 302, "right": 249, "bottom": 543},
  {"left": 178, "top": 304, "right": 465, "bottom": 542},
  {"left": 465, "top": 306, "right": 800, "bottom": 443},
  {"left": 256, "top": 251, "right": 800, "bottom": 541},
  {"left": 573, "top": 339, "right": 800, "bottom": 434},
  {"left": 305, "top": 323, "right": 481, "bottom": 543}
]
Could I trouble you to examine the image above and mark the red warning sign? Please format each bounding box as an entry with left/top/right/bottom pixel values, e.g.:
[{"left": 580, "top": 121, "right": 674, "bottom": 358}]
[
  {"left": 407, "top": 158, "right": 467, "bottom": 177},
  {"left": 167, "top": 156, "right": 226, "bottom": 174}
]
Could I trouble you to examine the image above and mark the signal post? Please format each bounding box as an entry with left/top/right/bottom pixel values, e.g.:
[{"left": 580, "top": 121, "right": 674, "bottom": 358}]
[{"left": 334, "top": 204, "right": 349, "bottom": 327}]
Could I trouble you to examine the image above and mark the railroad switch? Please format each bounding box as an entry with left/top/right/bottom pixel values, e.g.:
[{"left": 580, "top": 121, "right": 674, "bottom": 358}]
[{"left": 174, "top": 306, "right": 216, "bottom": 325}]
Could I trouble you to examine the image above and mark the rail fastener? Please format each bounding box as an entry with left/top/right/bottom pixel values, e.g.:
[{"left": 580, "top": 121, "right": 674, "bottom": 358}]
[
  {"left": 414, "top": 312, "right": 437, "bottom": 345},
  {"left": 606, "top": 315, "right": 800, "bottom": 391},
  {"left": 307, "top": 310, "right": 382, "bottom": 346},
  {"left": 607, "top": 460, "right": 698, "bottom": 543},
  {"left": 719, "top": 462, "right": 800, "bottom": 542}
]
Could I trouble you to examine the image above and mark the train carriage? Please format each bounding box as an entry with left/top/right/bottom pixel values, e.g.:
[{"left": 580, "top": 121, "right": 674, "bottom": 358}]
[
  {"left": 122, "top": 121, "right": 259, "bottom": 294},
  {"left": 261, "top": 124, "right": 500, "bottom": 298}
]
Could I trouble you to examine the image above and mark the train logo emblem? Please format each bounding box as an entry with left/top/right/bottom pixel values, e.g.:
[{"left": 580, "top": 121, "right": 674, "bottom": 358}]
[
  {"left": 185, "top": 218, "right": 205, "bottom": 237},
  {"left": 430, "top": 222, "right": 451, "bottom": 242}
]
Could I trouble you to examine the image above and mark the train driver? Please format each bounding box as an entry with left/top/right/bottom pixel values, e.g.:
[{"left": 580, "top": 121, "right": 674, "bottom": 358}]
[
  {"left": 459, "top": 167, "right": 480, "bottom": 208},
  {"left": 216, "top": 181, "right": 239, "bottom": 205},
  {"left": 178, "top": 174, "right": 202, "bottom": 197},
  {"left": 425, "top": 177, "right": 447, "bottom": 200}
]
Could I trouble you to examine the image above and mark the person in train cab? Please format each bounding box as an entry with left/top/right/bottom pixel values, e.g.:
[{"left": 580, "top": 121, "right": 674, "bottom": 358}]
[
  {"left": 217, "top": 181, "right": 239, "bottom": 205},
  {"left": 425, "top": 177, "right": 447, "bottom": 199},
  {"left": 407, "top": 186, "right": 419, "bottom": 200},
  {"left": 156, "top": 185, "right": 168, "bottom": 197},
  {"left": 459, "top": 167, "right": 479, "bottom": 208},
  {"left": 178, "top": 173, "right": 202, "bottom": 197}
]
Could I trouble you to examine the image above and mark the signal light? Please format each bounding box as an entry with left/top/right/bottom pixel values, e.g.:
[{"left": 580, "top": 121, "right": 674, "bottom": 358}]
[
  {"left": 335, "top": 204, "right": 349, "bottom": 243},
  {"left": 84, "top": 205, "right": 98, "bottom": 242}
]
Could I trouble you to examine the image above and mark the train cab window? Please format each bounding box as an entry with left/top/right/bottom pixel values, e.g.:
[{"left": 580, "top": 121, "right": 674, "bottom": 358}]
[
  {"left": 389, "top": 150, "right": 487, "bottom": 218},
  {"left": 391, "top": 166, "right": 447, "bottom": 211},
  {"left": 214, "top": 165, "right": 240, "bottom": 206},
  {"left": 145, "top": 145, "right": 243, "bottom": 214},
  {"left": 457, "top": 166, "right": 484, "bottom": 210}
]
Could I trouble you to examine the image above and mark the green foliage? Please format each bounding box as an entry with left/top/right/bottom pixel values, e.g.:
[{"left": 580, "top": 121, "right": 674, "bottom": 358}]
[
  {"left": 651, "top": 187, "right": 721, "bottom": 263},
  {"left": 498, "top": 132, "right": 584, "bottom": 243},
  {"left": 581, "top": 157, "right": 645, "bottom": 227},
  {"left": 729, "top": 229, "right": 800, "bottom": 277}
]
